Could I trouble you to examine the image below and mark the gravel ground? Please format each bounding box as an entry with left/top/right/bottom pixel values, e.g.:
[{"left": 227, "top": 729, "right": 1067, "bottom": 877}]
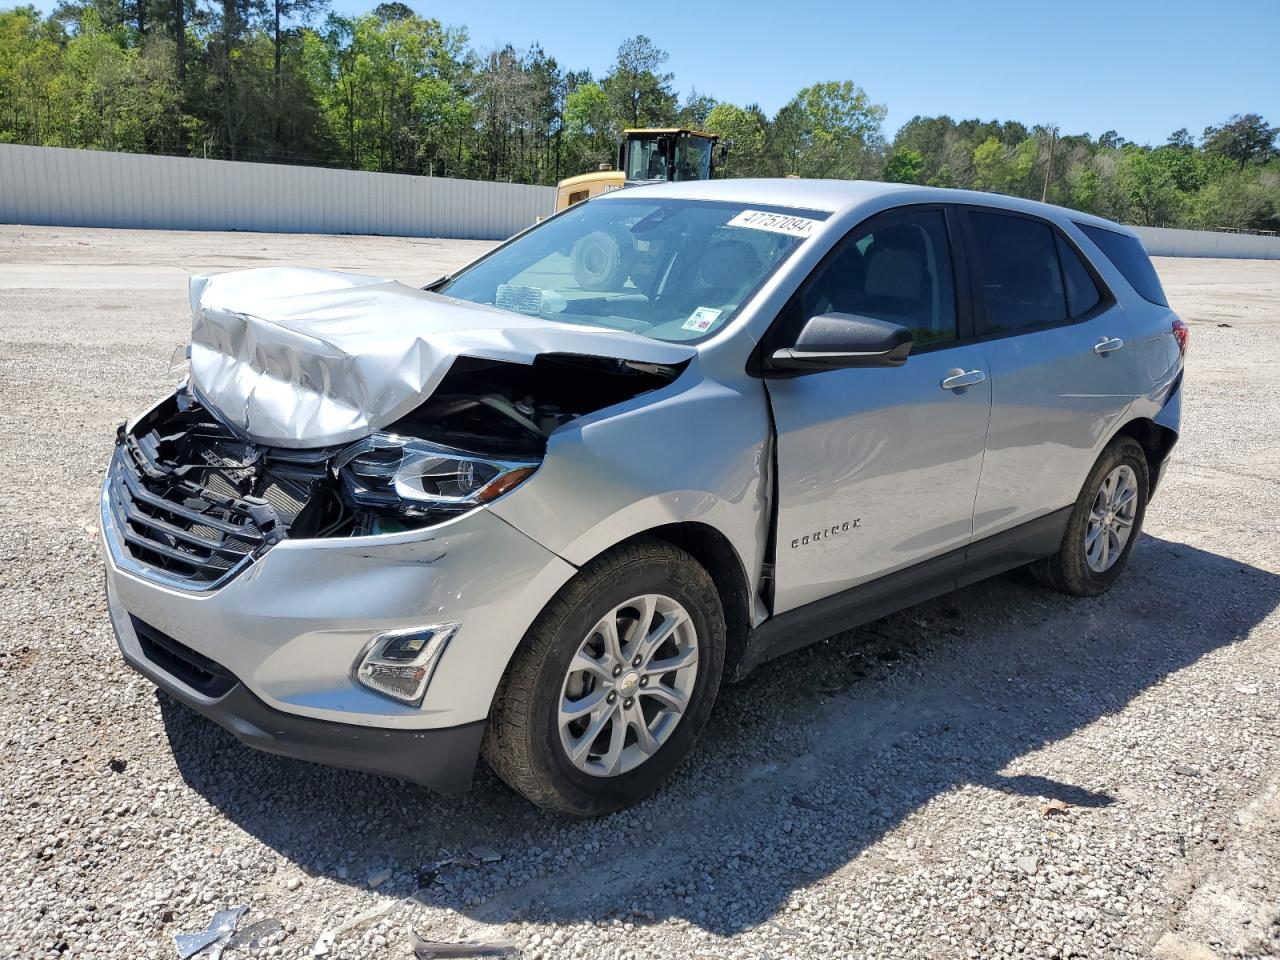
[{"left": 1, "top": 225, "right": 1278, "bottom": 960}]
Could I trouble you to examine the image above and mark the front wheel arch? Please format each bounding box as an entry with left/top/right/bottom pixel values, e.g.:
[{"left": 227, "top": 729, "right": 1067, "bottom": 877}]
[
  {"left": 481, "top": 536, "right": 728, "bottom": 815},
  {"left": 618, "top": 522, "right": 754, "bottom": 680}
]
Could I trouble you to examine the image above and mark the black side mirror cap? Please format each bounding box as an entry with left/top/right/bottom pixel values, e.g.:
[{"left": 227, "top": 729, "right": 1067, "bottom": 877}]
[{"left": 768, "top": 313, "right": 914, "bottom": 372}]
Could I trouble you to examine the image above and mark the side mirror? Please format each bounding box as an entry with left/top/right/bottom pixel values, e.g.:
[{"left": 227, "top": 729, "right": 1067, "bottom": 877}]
[{"left": 768, "top": 313, "right": 913, "bottom": 372}]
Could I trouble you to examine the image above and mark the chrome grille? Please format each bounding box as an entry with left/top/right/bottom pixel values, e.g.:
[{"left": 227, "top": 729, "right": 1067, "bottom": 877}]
[{"left": 106, "top": 435, "right": 279, "bottom": 588}]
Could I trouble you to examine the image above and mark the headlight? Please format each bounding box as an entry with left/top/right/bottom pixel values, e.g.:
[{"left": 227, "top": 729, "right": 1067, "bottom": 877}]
[
  {"left": 353, "top": 623, "right": 459, "bottom": 704},
  {"left": 334, "top": 434, "right": 538, "bottom": 520}
]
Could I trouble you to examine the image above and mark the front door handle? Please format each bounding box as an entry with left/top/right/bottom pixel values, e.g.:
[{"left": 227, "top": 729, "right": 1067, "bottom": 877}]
[
  {"left": 940, "top": 368, "right": 986, "bottom": 391},
  {"left": 1093, "top": 336, "right": 1125, "bottom": 355}
]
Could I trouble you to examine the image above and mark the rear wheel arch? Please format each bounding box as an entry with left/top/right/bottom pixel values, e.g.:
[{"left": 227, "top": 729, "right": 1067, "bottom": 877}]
[{"left": 1113, "top": 417, "right": 1178, "bottom": 495}]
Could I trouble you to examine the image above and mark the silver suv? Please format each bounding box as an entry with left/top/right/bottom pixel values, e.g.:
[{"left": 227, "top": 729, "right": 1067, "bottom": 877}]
[{"left": 102, "top": 180, "right": 1185, "bottom": 816}]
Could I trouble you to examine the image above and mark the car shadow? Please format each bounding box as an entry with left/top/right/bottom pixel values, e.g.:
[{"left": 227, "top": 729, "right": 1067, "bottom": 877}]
[{"left": 159, "top": 533, "right": 1280, "bottom": 938}]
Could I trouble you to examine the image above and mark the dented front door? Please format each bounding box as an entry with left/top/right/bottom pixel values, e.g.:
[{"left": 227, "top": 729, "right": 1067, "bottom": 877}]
[
  {"left": 765, "top": 346, "right": 991, "bottom": 613},
  {"left": 762, "top": 205, "right": 992, "bottom": 614}
]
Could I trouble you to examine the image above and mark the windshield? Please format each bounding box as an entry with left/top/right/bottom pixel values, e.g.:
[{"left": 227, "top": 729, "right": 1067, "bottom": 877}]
[
  {"left": 674, "top": 136, "right": 712, "bottom": 181},
  {"left": 438, "top": 198, "right": 827, "bottom": 343}
]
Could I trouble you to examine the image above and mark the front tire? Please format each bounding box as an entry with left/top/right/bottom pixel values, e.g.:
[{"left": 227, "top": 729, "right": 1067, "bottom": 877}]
[
  {"left": 482, "top": 538, "right": 726, "bottom": 817},
  {"left": 1032, "top": 436, "right": 1149, "bottom": 596},
  {"left": 570, "top": 230, "right": 628, "bottom": 291}
]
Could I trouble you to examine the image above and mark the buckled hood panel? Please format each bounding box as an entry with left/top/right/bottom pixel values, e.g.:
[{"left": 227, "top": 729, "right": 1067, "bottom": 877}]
[{"left": 188, "top": 267, "right": 696, "bottom": 448}]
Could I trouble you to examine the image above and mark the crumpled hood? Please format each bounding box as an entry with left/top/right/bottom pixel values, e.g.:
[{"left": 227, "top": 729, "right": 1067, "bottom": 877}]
[{"left": 188, "top": 267, "right": 695, "bottom": 448}]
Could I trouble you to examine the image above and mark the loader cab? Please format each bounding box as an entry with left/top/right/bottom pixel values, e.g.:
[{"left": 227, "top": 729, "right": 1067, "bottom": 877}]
[
  {"left": 620, "top": 129, "right": 718, "bottom": 185},
  {"left": 551, "top": 129, "right": 721, "bottom": 214}
]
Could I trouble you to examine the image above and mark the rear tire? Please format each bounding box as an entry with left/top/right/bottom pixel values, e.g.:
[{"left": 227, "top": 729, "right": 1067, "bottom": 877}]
[
  {"left": 1032, "top": 436, "right": 1149, "bottom": 596},
  {"left": 482, "top": 538, "right": 726, "bottom": 817}
]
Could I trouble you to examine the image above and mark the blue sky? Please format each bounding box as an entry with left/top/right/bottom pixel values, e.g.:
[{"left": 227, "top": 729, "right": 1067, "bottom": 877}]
[{"left": 329, "top": 0, "right": 1280, "bottom": 146}]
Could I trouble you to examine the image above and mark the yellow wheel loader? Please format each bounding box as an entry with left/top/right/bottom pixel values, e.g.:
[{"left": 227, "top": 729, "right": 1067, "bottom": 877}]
[
  {"left": 553, "top": 129, "right": 722, "bottom": 291},
  {"left": 553, "top": 128, "right": 720, "bottom": 212}
]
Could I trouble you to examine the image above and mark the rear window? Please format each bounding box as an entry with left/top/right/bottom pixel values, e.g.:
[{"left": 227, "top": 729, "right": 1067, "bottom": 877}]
[{"left": 1077, "top": 224, "right": 1168, "bottom": 307}]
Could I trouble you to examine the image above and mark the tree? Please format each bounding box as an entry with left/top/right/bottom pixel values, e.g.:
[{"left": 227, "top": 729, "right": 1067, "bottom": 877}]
[
  {"left": 892, "top": 114, "right": 956, "bottom": 183},
  {"left": 677, "top": 87, "right": 714, "bottom": 129},
  {"left": 769, "top": 80, "right": 885, "bottom": 178},
  {"left": 601, "top": 34, "right": 674, "bottom": 128},
  {"left": 1116, "top": 148, "right": 1185, "bottom": 226},
  {"left": 522, "top": 44, "right": 565, "bottom": 180},
  {"left": 202, "top": 0, "right": 268, "bottom": 160},
  {"left": 1097, "top": 129, "right": 1126, "bottom": 150},
  {"left": 882, "top": 146, "right": 923, "bottom": 184},
  {"left": 1189, "top": 165, "right": 1278, "bottom": 231},
  {"left": 268, "top": 0, "right": 326, "bottom": 153},
  {"left": 1202, "top": 113, "right": 1277, "bottom": 168},
  {"left": 562, "top": 79, "right": 614, "bottom": 173},
  {"left": 703, "top": 101, "right": 767, "bottom": 177},
  {"left": 971, "top": 136, "right": 1007, "bottom": 191},
  {"left": 473, "top": 44, "right": 536, "bottom": 180},
  {"left": 0, "top": 6, "right": 66, "bottom": 143}
]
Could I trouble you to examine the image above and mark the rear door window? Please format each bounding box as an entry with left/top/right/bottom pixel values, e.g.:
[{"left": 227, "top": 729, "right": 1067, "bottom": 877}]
[
  {"left": 1076, "top": 223, "right": 1169, "bottom": 307},
  {"left": 967, "top": 211, "right": 1067, "bottom": 334}
]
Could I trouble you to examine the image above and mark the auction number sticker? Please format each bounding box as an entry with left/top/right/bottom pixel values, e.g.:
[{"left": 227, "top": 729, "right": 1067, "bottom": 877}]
[
  {"left": 682, "top": 306, "right": 723, "bottom": 332},
  {"left": 727, "top": 210, "right": 819, "bottom": 238}
]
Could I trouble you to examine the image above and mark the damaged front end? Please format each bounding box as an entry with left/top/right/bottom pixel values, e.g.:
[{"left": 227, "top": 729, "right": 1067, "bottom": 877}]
[{"left": 106, "top": 353, "right": 682, "bottom": 590}]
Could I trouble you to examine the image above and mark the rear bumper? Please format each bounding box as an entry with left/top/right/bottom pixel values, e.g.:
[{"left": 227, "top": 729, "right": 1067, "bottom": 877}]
[
  {"left": 109, "top": 586, "right": 485, "bottom": 793},
  {"left": 1151, "top": 372, "right": 1182, "bottom": 496}
]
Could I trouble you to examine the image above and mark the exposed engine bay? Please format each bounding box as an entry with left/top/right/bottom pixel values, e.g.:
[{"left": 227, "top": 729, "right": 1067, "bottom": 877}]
[{"left": 107, "top": 353, "right": 681, "bottom": 587}]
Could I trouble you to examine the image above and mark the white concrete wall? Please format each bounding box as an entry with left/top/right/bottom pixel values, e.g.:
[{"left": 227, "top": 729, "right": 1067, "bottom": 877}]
[
  {"left": 0, "top": 144, "right": 555, "bottom": 241},
  {"left": 1132, "top": 225, "right": 1280, "bottom": 260}
]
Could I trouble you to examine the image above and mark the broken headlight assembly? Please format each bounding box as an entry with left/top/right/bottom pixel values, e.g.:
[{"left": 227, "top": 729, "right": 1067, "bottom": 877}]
[{"left": 333, "top": 434, "right": 539, "bottom": 533}]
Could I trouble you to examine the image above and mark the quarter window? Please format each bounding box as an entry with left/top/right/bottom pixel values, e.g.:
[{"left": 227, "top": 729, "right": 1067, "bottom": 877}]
[
  {"left": 968, "top": 211, "right": 1068, "bottom": 334},
  {"left": 786, "top": 209, "right": 958, "bottom": 348},
  {"left": 1055, "top": 233, "right": 1102, "bottom": 317}
]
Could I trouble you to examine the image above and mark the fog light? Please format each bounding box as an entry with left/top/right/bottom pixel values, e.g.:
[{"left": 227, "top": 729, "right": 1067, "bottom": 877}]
[{"left": 352, "top": 624, "right": 459, "bottom": 705}]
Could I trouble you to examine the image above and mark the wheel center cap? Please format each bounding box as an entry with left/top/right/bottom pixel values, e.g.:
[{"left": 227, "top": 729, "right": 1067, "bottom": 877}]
[{"left": 618, "top": 671, "right": 641, "bottom": 697}]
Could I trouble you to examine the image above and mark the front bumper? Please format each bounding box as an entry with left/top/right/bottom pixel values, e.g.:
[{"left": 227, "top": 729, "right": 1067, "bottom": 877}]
[
  {"left": 102, "top": 460, "right": 578, "bottom": 787},
  {"left": 109, "top": 591, "right": 485, "bottom": 792}
]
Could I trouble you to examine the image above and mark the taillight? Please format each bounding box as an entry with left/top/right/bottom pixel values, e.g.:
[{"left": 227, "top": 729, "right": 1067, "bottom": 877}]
[{"left": 1171, "top": 318, "right": 1189, "bottom": 357}]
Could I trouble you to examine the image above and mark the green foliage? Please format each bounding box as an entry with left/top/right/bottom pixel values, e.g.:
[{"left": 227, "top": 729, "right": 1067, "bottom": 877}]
[
  {"left": 885, "top": 111, "right": 1279, "bottom": 231},
  {"left": 600, "top": 34, "right": 674, "bottom": 129},
  {"left": 0, "top": 3, "right": 1277, "bottom": 233},
  {"left": 562, "top": 80, "right": 614, "bottom": 172},
  {"left": 703, "top": 102, "right": 767, "bottom": 178},
  {"left": 1189, "top": 163, "right": 1278, "bottom": 230},
  {"left": 770, "top": 81, "right": 885, "bottom": 179},
  {"left": 882, "top": 146, "right": 923, "bottom": 184},
  {"left": 1116, "top": 147, "right": 1186, "bottom": 226},
  {"left": 1202, "top": 113, "right": 1277, "bottom": 168}
]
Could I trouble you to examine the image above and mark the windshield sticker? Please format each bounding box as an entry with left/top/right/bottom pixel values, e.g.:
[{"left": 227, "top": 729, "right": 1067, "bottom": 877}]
[
  {"left": 682, "top": 307, "right": 723, "bottom": 333},
  {"left": 727, "top": 210, "right": 819, "bottom": 238}
]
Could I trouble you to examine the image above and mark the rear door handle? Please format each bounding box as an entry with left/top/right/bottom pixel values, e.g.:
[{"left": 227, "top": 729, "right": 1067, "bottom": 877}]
[
  {"left": 940, "top": 369, "right": 986, "bottom": 391},
  {"left": 1093, "top": 336, "right": 1125, "bottom": 355}
]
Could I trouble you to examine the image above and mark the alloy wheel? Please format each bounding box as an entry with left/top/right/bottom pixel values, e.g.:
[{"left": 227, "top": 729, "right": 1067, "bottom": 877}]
[
  {"left": 1085, "top": 464, "right": 1138, "bottom": 573},
  {"left": 558, "top": 594, "right": 699, "bottom": 777}
]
